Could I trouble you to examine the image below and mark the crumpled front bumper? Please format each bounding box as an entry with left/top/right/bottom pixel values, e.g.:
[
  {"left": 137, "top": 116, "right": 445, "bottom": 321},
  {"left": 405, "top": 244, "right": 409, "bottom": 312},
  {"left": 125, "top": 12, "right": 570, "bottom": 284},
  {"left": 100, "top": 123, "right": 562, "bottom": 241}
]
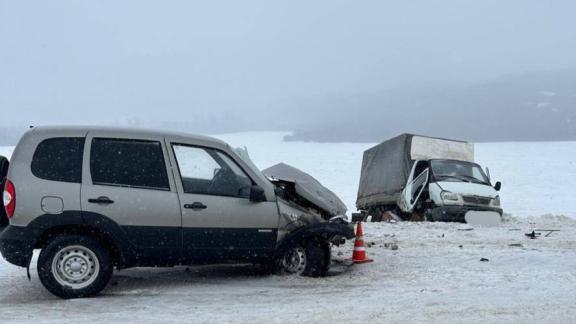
[{"left": 427, "top": 205, "right": 503, "bottom": 222}]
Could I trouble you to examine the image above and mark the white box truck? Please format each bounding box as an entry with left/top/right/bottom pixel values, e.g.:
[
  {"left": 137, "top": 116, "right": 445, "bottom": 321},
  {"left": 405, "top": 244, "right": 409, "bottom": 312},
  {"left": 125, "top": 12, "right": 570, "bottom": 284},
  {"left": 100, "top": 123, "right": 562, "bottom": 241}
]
[{"left": 356, "top": 134, "right": 502, "bottom": 222}]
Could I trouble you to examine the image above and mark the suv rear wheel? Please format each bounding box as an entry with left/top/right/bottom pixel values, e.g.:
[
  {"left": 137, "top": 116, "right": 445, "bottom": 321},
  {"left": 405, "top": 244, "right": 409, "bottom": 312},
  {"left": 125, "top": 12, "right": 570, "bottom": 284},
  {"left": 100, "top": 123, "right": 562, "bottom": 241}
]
[
  {"left": 278, "top": 240, "right": 330, "bottom": 277},
  {"left": 38, "top": 235, "right": 113, "bottom": 299}
]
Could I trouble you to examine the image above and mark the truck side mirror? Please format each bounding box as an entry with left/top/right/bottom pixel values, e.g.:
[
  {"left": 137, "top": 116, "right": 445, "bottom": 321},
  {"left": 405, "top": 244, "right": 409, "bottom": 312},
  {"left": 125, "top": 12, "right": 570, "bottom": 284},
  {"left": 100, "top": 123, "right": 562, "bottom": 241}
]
[
  {"left": 494, "top": 181, "right": 501, "bottom": 191},
  {"left": 249, "top": 185, "right": 267, "bottom": 202}
]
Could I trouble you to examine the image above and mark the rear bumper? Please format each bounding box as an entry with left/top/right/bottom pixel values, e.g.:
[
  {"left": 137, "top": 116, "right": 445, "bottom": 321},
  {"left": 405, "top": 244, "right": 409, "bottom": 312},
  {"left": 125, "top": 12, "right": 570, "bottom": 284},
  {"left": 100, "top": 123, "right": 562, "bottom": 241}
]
[
  {"left": 428, "top": 206, "right": 503, "bottom": 223},
  {"left": 0, "top": 225, "right": 39, "bottom": 268}
]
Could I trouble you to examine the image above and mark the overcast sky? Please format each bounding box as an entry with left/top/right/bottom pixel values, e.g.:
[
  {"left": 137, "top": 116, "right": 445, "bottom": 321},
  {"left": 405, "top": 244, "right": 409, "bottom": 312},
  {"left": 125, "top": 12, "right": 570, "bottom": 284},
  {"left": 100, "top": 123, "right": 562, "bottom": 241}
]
[{"left": 1, "top": 0, "right": 576, "bottom": 129}]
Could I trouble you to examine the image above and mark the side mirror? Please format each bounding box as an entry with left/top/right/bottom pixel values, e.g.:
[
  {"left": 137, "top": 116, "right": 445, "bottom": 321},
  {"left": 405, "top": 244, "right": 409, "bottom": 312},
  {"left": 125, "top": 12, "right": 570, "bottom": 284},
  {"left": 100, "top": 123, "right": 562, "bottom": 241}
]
[
  {"left": 249, "top": 185, "right": 267, "bottom": 202},
  {"left": 494, "top": 181, "right": 501, "bottom": 191}
]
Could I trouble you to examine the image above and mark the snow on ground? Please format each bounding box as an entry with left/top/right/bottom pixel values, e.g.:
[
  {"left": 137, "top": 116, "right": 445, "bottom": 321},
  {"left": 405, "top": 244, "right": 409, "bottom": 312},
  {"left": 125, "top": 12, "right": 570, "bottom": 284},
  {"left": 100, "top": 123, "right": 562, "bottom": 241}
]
[
  {"left": 2, "top": 218, "right": 575, "bottom": 323},
  {"left": 1, "top": 132, "right": 576, "bottom": 323}
]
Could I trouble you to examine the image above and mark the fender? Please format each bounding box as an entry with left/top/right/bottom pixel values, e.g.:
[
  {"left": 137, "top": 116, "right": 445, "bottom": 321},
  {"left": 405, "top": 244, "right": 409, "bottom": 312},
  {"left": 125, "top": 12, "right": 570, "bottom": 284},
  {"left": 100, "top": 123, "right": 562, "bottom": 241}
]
[
  {"left": 27, "top": 211, "right": 137, "bottom": 268},
  {"left": 276, "top": 221, "right": 355, "bottom": 256}
]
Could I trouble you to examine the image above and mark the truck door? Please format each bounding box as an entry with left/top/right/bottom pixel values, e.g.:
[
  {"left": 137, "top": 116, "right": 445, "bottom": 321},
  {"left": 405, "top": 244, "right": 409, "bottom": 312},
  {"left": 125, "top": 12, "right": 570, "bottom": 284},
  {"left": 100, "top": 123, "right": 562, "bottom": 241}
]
[
  {"left": 400, "top": 168, "right": 429, "bottom": 213},
  {"left": 168, "top": 143, "right": 279, "bottom": 264}
]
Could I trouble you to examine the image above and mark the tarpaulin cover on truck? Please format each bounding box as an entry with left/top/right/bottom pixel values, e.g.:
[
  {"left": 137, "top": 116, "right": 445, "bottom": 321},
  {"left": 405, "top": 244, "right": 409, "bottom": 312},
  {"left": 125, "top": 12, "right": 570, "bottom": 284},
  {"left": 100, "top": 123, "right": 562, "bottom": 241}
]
[
  {"left": 356, "top": 134, "right": 473, "bottom": 210},
  {"left": 263, "top": 163, "right": 348, "bottom": 217}
]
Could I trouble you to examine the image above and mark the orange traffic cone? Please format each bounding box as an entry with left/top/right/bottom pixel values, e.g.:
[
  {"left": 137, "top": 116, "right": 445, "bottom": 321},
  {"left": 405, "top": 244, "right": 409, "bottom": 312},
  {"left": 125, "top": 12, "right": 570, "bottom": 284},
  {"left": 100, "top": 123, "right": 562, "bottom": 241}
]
[{"left": 351, "top": 222, "right": 373, "bottom": 264}]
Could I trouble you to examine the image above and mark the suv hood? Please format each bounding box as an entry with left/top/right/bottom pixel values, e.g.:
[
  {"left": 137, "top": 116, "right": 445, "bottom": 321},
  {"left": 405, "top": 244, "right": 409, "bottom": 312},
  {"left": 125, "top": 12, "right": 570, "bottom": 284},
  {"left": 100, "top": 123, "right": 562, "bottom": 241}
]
[
  {"left": 263, "top": 163, "right": 348, "bottom": 217},
  {"left": 435, "top": 181, "right": 498, "bottom": 198}
]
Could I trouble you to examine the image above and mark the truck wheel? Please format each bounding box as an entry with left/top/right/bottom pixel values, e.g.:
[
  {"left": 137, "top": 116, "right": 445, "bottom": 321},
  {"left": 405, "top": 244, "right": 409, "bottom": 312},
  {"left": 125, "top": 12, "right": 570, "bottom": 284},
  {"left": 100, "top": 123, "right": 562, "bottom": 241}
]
[
  {"left": 279, "top": 241, "right": 330, "bottom": 277},
  {"left": 38, "top": 235, "right": 113, "bottom": 299},
  {"left": 371, "top": 212, "right": 383, "bottom": 222},
  {"left": 424, "top": 211, "right": 435, "bottom": 222}
]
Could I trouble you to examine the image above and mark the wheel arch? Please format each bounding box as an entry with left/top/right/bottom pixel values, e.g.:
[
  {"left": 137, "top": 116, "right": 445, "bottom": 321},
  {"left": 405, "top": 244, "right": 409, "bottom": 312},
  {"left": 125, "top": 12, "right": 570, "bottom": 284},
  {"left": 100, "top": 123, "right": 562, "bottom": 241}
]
[
  {"left": 28, "top": 211, "right": 134, "bottom": 268},
  {"left": 34, "top": 225, "right": 123, "bottom": 267},
  {"left": 276, "top": 222, "right": 354, "bottom": 257}
]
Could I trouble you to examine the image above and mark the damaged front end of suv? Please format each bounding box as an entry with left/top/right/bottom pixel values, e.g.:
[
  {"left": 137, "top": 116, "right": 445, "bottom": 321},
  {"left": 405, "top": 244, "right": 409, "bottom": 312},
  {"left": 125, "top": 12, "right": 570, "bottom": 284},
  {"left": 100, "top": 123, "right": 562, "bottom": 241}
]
[
  {"left": 262, "top": 163, "right": 353, "bottom": 246},
  {"left": 262, "top": 162, "right": 354, "bottom": 276}
]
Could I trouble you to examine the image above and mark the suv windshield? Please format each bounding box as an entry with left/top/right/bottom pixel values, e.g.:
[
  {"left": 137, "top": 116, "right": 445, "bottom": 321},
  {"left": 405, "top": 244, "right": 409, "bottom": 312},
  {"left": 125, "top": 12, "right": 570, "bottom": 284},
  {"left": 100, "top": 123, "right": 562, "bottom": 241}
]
[{"left": 430, "top": 160, "right": 490, "bottom": 185}]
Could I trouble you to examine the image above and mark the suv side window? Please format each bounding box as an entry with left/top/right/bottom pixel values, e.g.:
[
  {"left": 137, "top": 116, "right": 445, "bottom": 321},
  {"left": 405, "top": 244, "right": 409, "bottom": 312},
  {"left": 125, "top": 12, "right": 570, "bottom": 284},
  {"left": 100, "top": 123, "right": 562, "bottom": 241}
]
[
  {"left": 172, "top": 144, "right": 253, "bottom": 198},
  {"left": 90, "top": 138, "right": 170, "bottom": 190},
  {"left": 31, "top": 137, "right": 85, "bottom": 183}
]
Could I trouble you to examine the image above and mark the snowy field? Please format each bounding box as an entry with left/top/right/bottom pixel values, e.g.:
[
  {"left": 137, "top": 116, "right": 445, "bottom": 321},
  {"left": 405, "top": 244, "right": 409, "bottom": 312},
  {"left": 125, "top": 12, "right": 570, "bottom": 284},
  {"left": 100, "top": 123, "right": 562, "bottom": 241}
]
[{"left": 1, "top": 132, "right": 576, "bottom": 323}]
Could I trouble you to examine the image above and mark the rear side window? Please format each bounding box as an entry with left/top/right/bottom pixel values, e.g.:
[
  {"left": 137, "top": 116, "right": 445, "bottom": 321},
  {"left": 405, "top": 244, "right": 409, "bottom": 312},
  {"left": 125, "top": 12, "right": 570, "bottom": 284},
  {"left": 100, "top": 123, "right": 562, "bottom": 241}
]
[
  {"left": 31, "top": 137, "right": 85, "bottom": 183},
  {"left": 90, "top": 138, "right": 169, "bottom": 190}
]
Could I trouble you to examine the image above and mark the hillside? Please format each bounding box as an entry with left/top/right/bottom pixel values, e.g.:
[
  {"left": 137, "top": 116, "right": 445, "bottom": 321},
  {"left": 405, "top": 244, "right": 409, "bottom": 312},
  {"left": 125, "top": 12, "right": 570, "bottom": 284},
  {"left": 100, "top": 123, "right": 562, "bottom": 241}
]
[{"left": 284, "top": 70, "right": 576, "bottom": 142}]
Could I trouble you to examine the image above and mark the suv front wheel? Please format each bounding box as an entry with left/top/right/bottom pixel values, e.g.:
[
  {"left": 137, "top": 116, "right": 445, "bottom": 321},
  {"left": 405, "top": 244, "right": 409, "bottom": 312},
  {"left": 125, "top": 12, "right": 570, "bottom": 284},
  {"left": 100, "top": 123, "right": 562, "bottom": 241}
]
[
  {"left": 278, "top": 240, "right": 330, "bottom": 277},
  {"left": 38, "top": 235, "right": 113, "bottom": 299}
]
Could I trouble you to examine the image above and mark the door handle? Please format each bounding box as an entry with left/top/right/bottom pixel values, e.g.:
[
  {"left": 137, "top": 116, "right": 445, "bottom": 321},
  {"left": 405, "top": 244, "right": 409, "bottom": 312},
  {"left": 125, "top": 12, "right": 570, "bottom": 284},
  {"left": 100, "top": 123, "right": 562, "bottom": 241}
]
[
  {"left": 88, "top": 197, "right": 115, "bottom": 205},
  {"left": 184, "top": 202, "right": 207, "bottom": 210}
]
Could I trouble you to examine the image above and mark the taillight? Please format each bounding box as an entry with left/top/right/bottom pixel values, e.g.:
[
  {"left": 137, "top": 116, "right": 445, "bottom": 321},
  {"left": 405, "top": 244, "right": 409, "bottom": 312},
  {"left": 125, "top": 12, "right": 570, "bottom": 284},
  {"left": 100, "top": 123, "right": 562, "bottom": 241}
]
[{"left": 3, "top": 180, "right": 15, "bottom": 219}]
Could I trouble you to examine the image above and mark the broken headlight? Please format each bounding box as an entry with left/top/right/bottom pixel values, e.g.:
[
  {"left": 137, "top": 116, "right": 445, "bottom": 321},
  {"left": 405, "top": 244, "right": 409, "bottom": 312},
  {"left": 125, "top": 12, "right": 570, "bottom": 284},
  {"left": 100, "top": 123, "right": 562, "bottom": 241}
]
[{"left": 491, "top": 196, "right": 501, "bottom": 207}]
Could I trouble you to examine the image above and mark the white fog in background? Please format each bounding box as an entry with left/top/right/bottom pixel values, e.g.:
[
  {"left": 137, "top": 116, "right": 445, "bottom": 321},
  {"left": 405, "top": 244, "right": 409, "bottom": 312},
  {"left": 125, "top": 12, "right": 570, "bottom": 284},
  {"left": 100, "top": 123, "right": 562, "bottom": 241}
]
[{"left": 1, "top": 1, "right": 576, "bottom": 143}]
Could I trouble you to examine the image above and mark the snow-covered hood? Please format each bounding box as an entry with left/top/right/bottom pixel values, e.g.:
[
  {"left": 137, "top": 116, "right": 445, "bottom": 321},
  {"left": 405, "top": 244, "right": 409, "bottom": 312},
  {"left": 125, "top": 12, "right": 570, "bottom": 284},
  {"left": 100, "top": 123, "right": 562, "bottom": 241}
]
[
  {"left": 262, "top": 163, "right": 348, "bottom": 217},
  {"left": 434, "top": 181, "right": 498, "bottom": 198}
]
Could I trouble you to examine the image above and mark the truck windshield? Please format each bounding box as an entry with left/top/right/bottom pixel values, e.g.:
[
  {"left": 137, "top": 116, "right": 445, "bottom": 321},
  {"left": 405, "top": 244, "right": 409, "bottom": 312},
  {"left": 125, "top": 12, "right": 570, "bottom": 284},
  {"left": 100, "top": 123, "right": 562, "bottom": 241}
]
[{"left": 430, "top": 160, "right": 490, "bottom": 185}]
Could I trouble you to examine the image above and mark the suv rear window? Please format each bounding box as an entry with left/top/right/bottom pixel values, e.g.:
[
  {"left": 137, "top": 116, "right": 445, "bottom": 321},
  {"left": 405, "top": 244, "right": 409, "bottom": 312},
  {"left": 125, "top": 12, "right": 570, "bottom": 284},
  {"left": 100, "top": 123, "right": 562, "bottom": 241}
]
[
  {"left": 31, "top": 137, "right": 85, "bottom": 183},
  {"left": 90, "top": 138, "right": 169, "bottom": 190}
]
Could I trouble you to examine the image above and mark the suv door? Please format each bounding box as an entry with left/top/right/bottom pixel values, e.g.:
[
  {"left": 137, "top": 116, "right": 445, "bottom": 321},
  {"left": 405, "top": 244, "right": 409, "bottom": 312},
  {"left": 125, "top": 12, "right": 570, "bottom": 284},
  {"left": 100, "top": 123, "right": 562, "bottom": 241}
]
[
  {"left": 81, "top": 134, "right": 182, "bottom": 266},
  {"left": 168, "top": 143, "right": 278, "bottom": 263}
]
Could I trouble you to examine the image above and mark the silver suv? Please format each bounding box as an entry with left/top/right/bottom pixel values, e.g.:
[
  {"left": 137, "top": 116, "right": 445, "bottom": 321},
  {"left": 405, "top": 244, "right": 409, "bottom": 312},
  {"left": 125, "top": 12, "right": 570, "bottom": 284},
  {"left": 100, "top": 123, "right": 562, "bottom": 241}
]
[{"left": 0, "top": 126, "right": 353, "bottom": 299}]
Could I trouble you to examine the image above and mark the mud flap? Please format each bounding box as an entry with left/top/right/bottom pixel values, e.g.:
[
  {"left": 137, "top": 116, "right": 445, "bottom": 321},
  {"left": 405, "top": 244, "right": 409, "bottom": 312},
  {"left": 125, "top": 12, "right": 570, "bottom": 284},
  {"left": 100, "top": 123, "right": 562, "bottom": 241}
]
[{"left": 25, "top": 253, "right": 33, "bottom": 281}]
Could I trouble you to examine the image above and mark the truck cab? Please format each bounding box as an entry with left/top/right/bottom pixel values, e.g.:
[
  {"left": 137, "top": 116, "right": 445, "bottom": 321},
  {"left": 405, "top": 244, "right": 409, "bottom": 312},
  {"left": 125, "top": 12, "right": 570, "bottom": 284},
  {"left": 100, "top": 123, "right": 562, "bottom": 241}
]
[{"left": 400, "top": 159, "right": 502, "bottom": 222}]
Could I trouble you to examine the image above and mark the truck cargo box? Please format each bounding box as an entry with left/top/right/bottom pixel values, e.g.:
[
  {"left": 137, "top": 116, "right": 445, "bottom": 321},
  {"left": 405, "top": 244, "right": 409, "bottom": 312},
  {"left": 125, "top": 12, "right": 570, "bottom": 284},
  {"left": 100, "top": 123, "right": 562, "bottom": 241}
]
[{"left": 356, "top": 134, "right": 474, "bottom": 210}]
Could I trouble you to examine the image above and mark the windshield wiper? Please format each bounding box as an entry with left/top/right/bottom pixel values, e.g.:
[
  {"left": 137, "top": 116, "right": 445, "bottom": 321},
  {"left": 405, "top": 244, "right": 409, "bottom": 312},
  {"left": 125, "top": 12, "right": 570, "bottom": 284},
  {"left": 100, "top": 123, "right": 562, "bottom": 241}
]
[
  {"left": 458, "top": 175, "right": 490, "bottom": 185},
  {"left": 437, "top": 174, "right": 488, "bottom": 185},
  {"left": 435, "top": 175, "right": 471, "bottom": 183}
]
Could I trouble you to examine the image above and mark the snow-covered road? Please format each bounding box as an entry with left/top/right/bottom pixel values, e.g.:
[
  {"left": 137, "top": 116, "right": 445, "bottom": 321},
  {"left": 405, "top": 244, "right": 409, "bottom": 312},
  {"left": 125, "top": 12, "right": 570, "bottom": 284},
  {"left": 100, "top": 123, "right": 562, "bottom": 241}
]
[{"left": 1, "top": 216, "right": 575, "bottom": 323}]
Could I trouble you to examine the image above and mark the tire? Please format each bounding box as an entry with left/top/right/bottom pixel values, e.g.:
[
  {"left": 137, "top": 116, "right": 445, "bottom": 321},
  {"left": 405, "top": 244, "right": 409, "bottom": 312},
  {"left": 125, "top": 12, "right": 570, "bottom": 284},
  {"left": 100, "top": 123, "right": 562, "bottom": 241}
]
[
  {"left": 424, "top": 210, "right": 435, "bottom": 222},
  {"left": 278, "top": 240, "right": 331, "bottom": 277},
  {"left": 37, "top": 235, "right": 113, "bottom": 299}
]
